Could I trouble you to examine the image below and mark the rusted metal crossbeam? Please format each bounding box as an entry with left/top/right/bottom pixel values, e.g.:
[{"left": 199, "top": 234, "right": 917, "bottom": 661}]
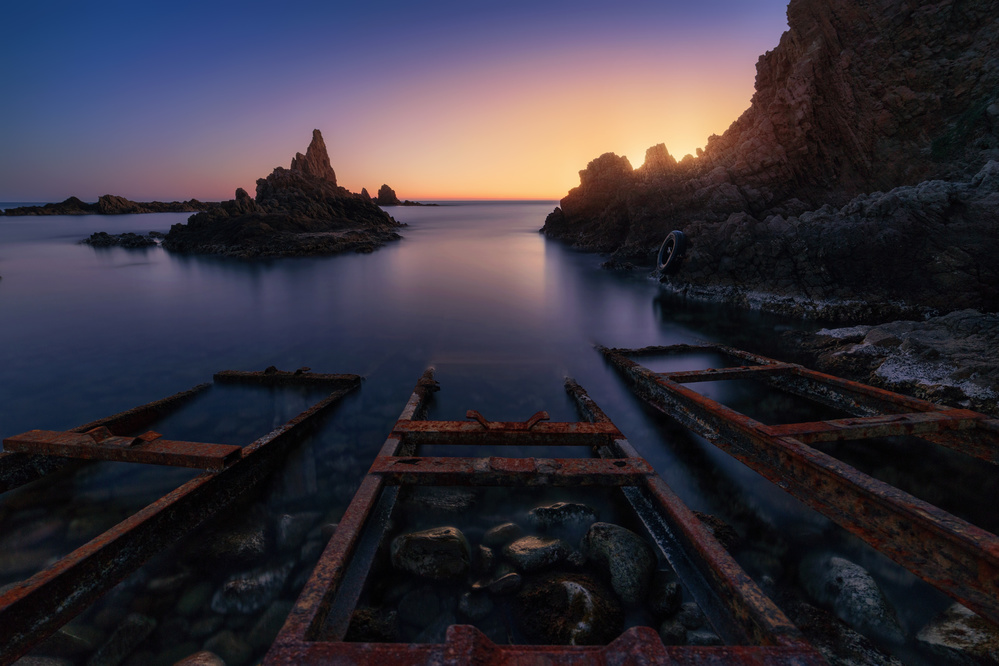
[
  {"left": 267, "top": 370, "right": 826, "bottom": 665},
  {"left": 390, "top": 419, "right": 622, "bottom": 446},
  {"left": 601, "top": 344, "right": 999, "bottom": 626},
  {"left": 659, "top": 363, "right": 796, "bottom": 383},
  {"left": 0, "top": 383, "right": 210, "bottom": 493},
  {"left": 371, "top": 455, "right": 654, "bottom": 485},
  {"left": 764, "top": 409, "right": 987, "bottom": 443},
  {"left": 0, "top": 374, "right": 361, "bottom": 665},
  {"left": 3, "top": 429, "right": 242, "bottom": 471},
  {"left": 214, "top": 369, "right": 360, "bottom": 387}
]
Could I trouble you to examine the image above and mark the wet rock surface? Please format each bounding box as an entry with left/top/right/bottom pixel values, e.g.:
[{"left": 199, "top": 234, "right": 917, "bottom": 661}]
[
  {"left": 514, "top": 573, "right": 623, "bottom": 645},
  {"left": 582, "top": 522, "right": 656, "bottom": 605},
  {"left": 503, "top": 535, "right": 569, "bottom": 573},
  {"left": 162, "top": 130, "right": 402, "bottom": 258},
  {"left": 916, "top": 603, "right": 999, "bottom": 665},
  {"left": 800, "top": 554, "right": 905, "bottom": 645},
  {"left": 542, "top": 0, "right": 999, "bottom": 317},
  {"left": 788, "top": 308, "right": 999, "bottom": 415},
  {"left": 390, "top": 526, "right": 471, "bottom": 580},
  {"left": 81, "top": 232, "right": 159, "bottom": 248}
]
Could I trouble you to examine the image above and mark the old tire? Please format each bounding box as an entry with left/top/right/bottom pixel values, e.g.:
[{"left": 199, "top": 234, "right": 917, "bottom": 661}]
[{"left": 657, "top": 231, "right": 687, "bottom": 275}]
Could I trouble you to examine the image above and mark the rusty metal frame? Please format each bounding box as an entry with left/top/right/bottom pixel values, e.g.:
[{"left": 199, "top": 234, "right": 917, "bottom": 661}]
[
  {"left": 266, "top": 369, "right": 826, "bottom": 665},
  {"left": 600, "top": 343, "right": 999, "bottom": 626},
  {"left": 0, "top": 369, "right": 361, "bottom": 665}
]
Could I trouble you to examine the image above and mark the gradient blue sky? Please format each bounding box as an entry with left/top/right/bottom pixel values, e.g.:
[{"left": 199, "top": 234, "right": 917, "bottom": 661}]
[{"left": 1, "top": 0, "right": 790, "bottom": 201}]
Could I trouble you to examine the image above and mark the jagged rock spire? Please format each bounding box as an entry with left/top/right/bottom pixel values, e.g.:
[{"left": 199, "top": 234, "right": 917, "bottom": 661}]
[{"left": 290, "top": 129, "right": 337, "bottom": 185}]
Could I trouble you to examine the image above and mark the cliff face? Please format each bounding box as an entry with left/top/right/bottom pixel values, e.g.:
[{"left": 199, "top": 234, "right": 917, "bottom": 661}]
[{"left": 543, "top": 0, "right": 999, "bottom": 316}]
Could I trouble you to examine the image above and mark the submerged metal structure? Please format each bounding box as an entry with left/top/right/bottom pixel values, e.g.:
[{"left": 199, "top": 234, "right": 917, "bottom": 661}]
[
  {"left": 265, "top": 369, "right": 826, "bottom": 665},
  {"left": 599, "top": 343, "right": 999, "bottom": 627},
  {"left": 0, "top": 369, "right": 361, "bottom": 665}
]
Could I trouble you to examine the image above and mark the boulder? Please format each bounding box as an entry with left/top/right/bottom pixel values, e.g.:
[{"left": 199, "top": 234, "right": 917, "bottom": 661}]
[
  {"left": 916, "top": 603, "right": 999, "bottom": 665},
  {"left": 210, "top": 563, "right": 293, "bottom": 615},
  {"left": 502, "top": 535, "right": 569, "bottom": 572},
  {"left": 582, "top": 522, "right": 656, "bottom": 605},
  {"left": 800, "top": 554, "right": 905, "bottom": 644},
  {"left": 528, "top": 502, "right": 597, "bottom": 532},
  {"left": 514, "top": 573, "right": 623, "bottom": 645},
  {"left": 390, "top": 526, "right": 470, "bottom": 580}
]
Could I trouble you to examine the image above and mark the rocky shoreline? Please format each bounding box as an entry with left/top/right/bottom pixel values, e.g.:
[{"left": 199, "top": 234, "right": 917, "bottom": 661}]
[
  {"left": 541, "top": 0, "right": 999, "bottom": 320},
  {"left": 3, "top": 195, "right": 216, "bottom": 216},
  {"left": 785, "top": 309, "right": 999, "bottom": 416}
]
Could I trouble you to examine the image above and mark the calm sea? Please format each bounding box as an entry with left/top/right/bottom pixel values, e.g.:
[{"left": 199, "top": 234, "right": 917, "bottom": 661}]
[{"left": 0, "top": 202, "right": 969, "bottom": 663}]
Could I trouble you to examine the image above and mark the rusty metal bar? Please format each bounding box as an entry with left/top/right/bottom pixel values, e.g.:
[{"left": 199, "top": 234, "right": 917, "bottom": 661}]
[
  {"left": 3, "top": 430, "right": 242, "bottom": 471},
  {"left": 764, "top": 410, "right": 986, "bottom": 443},
  {"left": 275, "top": 369, "right": 439, "bottom": 650},
  {"left": 660, "top": 364, "right": 796, "bottom": 383},
  {"left": 371, "top": 455, "right": 654, "bottom": 486},
  {"left": 0, "top": 378, "right": 360, "bottom": 665},
  {"left": 214, "top": 369, "right": 360, "bottom": 387},
  {"left": 0, "top": 383, "right": 211, "bottom": 493},
  {"left": 391, "top": 419, "right": 621, "bottom": 446},
  {"left": 601, "top": 346, "right": 999, "bottom": 625}
]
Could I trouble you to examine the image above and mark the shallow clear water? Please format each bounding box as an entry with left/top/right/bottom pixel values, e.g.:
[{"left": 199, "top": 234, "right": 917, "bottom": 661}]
[{"left": 0, "top": 203, "right": 979, "bottom": 663}]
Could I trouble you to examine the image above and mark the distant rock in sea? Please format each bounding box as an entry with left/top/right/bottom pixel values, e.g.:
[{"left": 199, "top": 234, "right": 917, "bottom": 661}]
[
  {"left": 542, "top": 0, "right": 999, "bottom": 319},
  {"left": 162, "top": 130, "right": 403, "bottom": 258},
  {"left": 373, "top": 183, "right": 437, "bottom": 207},
  {"left": 2, "top": 195, "right": 215, "bottom": 216}
]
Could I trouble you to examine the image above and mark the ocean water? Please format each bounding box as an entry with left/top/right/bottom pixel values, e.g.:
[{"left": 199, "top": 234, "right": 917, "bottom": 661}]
[{"left": 0, "top": 202, "right": 982, "bottom": 663}]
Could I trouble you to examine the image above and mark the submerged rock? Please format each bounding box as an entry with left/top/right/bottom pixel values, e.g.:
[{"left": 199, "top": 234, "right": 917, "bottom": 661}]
[
  {"left": 528, "top": 502, "right": 597, "bottom": 532},
  {"left": 916, "top": 603, "right": 999, "bottom": 665},
  {"left": 210, "top": 563, "right": 293, "bottom": 615},
  {"left": 582, "top": 522, "right": 656, "bottom": 605},
  {"left": 514, "top": 573, "right": 623, "bottom": 645},
  {"left": 390, "top": 526, "right": 470, "bottom": 581},
  {"left": 81, "top": 231, "right": 157, "bottom": 248},
  {"left": 502, "top": 535, "right": 569, "bottom": 573},
  {"left": 800, "top": 554, "right": 905, "bottom": 644},
  {"left": 482, "top": 522, "right": 522, "bottom": 548},
  {"left": 86, "top": 613, "right": 156, "bottom": 666}
]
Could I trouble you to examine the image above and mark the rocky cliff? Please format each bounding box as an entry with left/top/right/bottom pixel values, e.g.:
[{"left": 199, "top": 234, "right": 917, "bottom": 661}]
[
  {"left": 163, "top": 130, "right": 402, "bottom": 258},
  {"left": 543, "top": 0, "right": 999, "bottom": 318}
]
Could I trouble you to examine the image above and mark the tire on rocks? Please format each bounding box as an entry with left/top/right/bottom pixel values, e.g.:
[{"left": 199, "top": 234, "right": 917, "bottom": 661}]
[{"left": 657, "top": 230, "right": 687, "bottom": 277}]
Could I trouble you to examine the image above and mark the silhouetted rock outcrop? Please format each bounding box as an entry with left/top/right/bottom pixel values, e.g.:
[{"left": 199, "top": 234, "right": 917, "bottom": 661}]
[
  {"left": 3, "top": 196, "right": 213, "bottom": 216},
  {"left": 543, "top": 0, "right": 999, "bottom": 317},
  {"left": 375, "top": 184, "right": 401, "bottom": 206},
  {"left": 163, "top": 131, "right": 402, "bottom": 258}
]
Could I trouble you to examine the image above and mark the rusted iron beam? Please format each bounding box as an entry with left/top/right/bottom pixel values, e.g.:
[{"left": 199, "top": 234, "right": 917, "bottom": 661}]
[
  {"left": 0, "top": 380, "right": 360, "bottom": 665},
  {"left": 371, "top": 455, "right": 654, "bottom": 486},
  {"left": 392, "top": 419, "right": 622, "bottom": 446},
  {"left": 0, "top": 383, "right": 211, "bottom": 494},
  {"left": 764, "top": 409, "right": 986, "bottom": 443},
  {"left": 267, "top": 623, "right": 823, "bottom": 665},
  {"left": 661, "top": 364, "right": 796, "bottom": 383},
  {"left": 214, "top": 368, "right": 360, "bottom": 387},
  {"left": 601, "top": 347, "right": 999, "bottom": 625},
  {"left": 3, "top": 430, "right": 242, "bottom": 471},
  {"left": 565, "top": 378, "right": 810, "bottom": 650},
  {"left": 275, "top": 370, "right": 438, "bottom": 648}
]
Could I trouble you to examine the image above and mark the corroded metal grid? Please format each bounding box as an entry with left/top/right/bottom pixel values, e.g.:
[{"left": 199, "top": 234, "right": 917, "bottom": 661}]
[
  {"left": 0, "top": 370, "right": 360, "bottom": 665},
  {"left": 266, "top": 369, "right": 826, "bottom": 665},
  {"left": 600, "top": 343, "right": 999, "bottom": 627}
]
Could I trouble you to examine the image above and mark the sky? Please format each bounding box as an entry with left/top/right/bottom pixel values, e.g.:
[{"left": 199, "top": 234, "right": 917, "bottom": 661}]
[{"left": 0, "top": 1, "right": 790, "bottom": 201}]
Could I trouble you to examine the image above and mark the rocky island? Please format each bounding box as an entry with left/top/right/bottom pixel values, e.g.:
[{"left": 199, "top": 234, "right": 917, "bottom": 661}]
[
  {"left": 162, "top": 130, "right": 403, "bottom": 258},
  {"left": 543, "top": 0, "right": 999, "bottom": 321},
  {"left": 3, "top": 196, "right": 215, "bottom": 216}
]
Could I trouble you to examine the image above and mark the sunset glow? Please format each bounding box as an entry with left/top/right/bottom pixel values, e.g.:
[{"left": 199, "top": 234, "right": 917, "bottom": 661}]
[{"left": 0, "top": 1, "right": 789, "bottom": 202}]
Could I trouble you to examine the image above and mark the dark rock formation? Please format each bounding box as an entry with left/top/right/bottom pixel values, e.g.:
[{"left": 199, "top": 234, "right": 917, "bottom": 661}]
[
  {"left": 82, "top": 231, "right": 159, "bottom": 248},
  {"left": 786, "top": 308, "right": 999, "bottom": 414},
  {"left": 163, "top": 131, "right": 403, "bottom": 258},
  {"left": 543, "top": 0, "right": 999, "bottom": 316},
  {"left": 3, "top": 196, "right": 214, "bottom": 216},
  {"left": 290, "top": 129, "right": 337, "bottom": 184},
  {"left": 375, "top": 184, "right": 401, "bottom": 206}
]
